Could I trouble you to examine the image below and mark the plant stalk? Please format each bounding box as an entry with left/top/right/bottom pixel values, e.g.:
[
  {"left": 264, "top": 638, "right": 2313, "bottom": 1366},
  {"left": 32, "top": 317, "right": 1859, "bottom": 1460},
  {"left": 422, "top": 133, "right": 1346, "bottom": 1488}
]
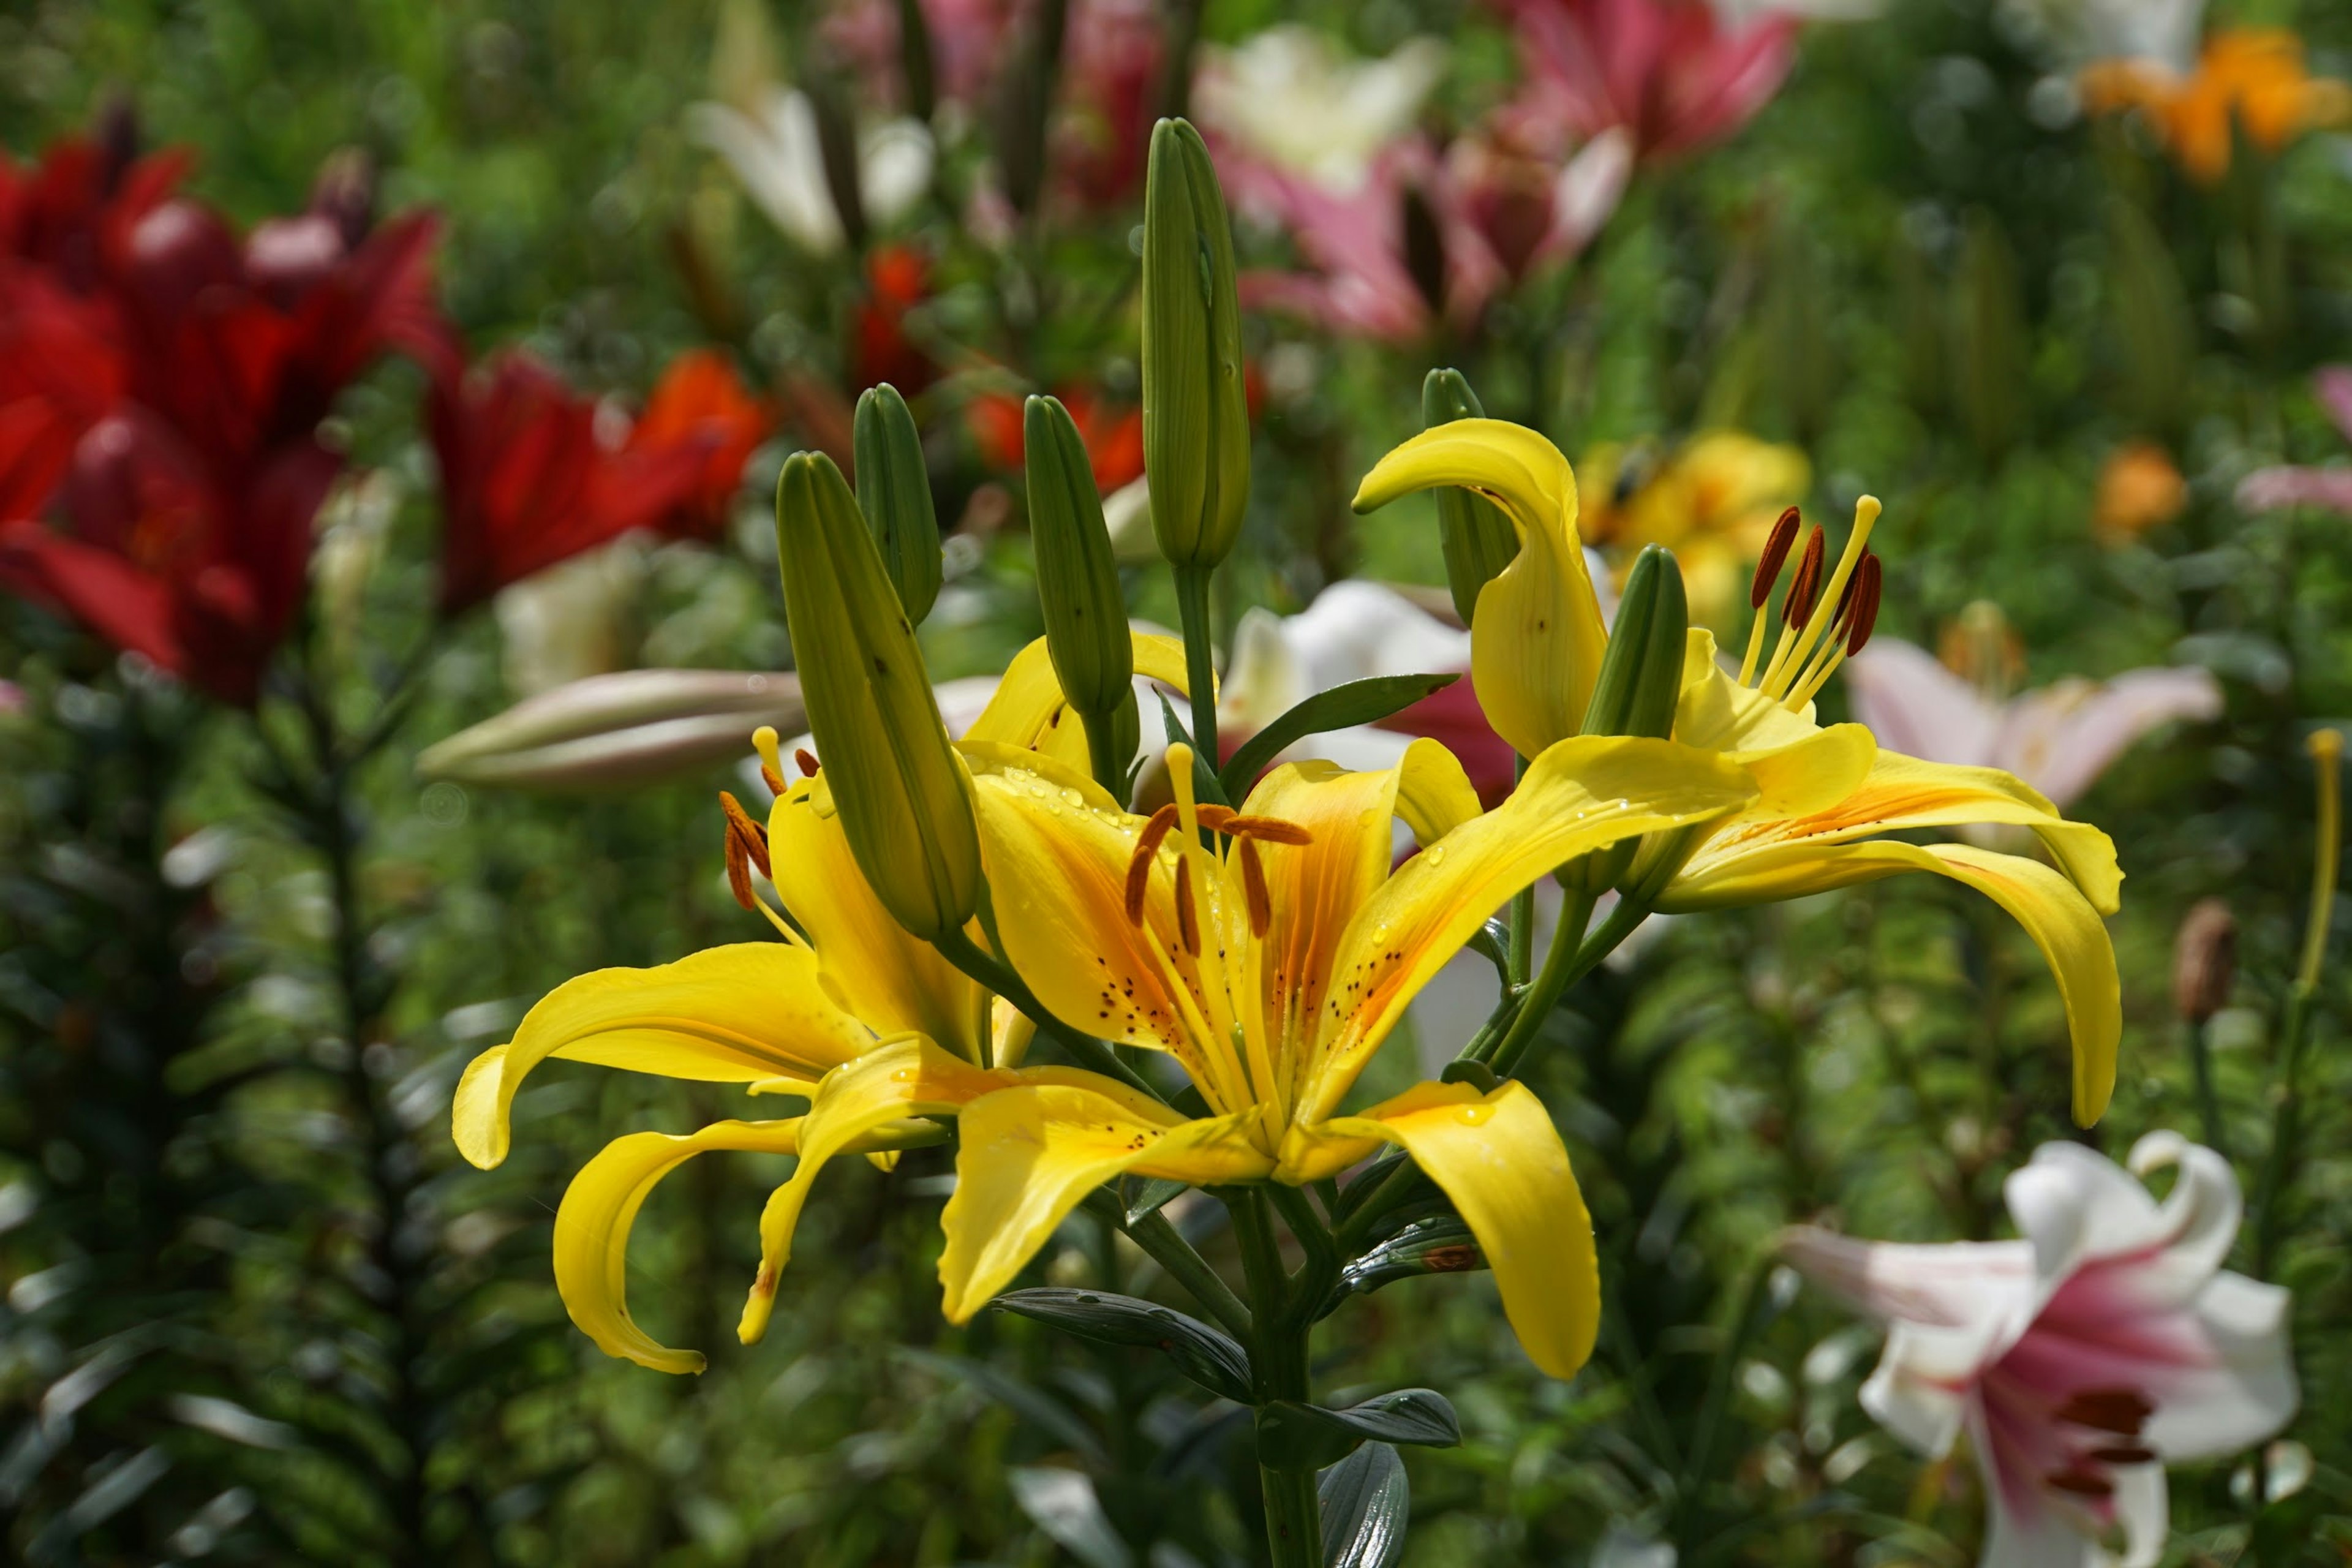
[{"left": 1175, "top": 563, "right": 1220, "bottom": 771}]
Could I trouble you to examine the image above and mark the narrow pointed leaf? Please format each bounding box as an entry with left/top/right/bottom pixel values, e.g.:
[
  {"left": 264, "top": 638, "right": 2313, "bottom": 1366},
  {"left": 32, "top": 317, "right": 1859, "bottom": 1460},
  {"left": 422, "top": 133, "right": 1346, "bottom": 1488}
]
[
  {"left": 1219, "top": 673, "right": 1461, "bottom": 796},
  {"left": 990, "top": 1287, "right": 1253, "bottom": 1403},
  {"left": 1255, "top": 1389, "right": 1461, "bottom": 1471},
  {"left": 1320, "top": 1441, "right": 1411, "bottom": 1568}
]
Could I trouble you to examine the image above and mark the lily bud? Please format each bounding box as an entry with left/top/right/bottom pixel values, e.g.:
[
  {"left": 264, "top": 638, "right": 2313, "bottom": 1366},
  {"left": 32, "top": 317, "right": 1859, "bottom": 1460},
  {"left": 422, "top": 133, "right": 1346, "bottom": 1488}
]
[
  {"left": 775, "top": 450, "right": 980, "bottom": 940},
  {"left": 1025, "top": 395, "right": 1134, "bottom": 721},
  {"left": 1580, "top": 546, "right": 1687, "bottom": 741},
  {"left": 1141, "top": 118, "right": 1250, "bottom": 570},
  {"left": 853, "top": 383, "right": 943, "bottom": 624},
  {"left": 1566, "top": 546, "right": 1689, "bottom": 895},
  {"left": 417, "top": 669, "right": 805, "bottom": 791},
  {"left": 1422, "top": 369, "right": 1519, "bottom": 627},
  {"left": 2172, "top": 898, "right": 2236, "bottom": 1025}
]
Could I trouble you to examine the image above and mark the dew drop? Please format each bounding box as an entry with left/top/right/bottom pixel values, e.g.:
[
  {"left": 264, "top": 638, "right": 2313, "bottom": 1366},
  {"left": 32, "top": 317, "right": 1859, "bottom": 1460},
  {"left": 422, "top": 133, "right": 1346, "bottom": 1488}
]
[
  {"left": 1060, "top": 788, "right": 1084, "bottom": 807},
  {"left": 1425, "top": 846, "right": 1447, "bottom": 866}
]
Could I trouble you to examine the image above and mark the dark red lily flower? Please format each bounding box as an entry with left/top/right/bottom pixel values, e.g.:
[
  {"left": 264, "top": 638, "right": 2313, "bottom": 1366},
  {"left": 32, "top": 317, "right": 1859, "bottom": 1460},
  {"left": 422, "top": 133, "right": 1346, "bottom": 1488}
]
[
  {"left": 630, "top": 349, "right": 775, "bottom": 541},
  {"left": 0, "top": 263, "right": 124, "bottom": 522},
  {"left": 432, "top": 352, "right": 731, "bottom": 612},
  {"left": 0, "top": 113, "right": 189, "bottom": 296}
]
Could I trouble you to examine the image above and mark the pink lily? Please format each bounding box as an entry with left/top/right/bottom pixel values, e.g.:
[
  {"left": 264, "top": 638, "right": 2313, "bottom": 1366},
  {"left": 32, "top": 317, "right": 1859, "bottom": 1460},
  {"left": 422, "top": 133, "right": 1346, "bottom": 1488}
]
[
  {"left": 1784, "top": 1134, "right": 2296, "bottom": 1568},
  {"left": 1493, "top": 0, "right": 1815, "bottom": 165},
  {"left": 2238, "top": 367, "right": 2352, "bottom": 515},
  {"left": 1844, "top": 635, "right": 2220, "bottom": 812}
]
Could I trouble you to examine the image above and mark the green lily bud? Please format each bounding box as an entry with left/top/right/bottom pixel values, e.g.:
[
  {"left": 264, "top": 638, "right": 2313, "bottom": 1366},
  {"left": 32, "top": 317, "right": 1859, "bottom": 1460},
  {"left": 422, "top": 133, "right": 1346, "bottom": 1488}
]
[
  {"left": 1422, "top": 369, "right": 1518, "bottom": 627},
  {"left": 1580, "top": 545, "right": 1687, "bottom": 742},
  {"left": 1566, "top": 545, "right": 1689, "bottom": 895},
  {"left": 776, "top": 450, "right": 980, "bottom": 941},
  {"left": 1140, "top": 118, "right": 1250, "bottom": 571},
  {"left": 853, "top": 383, "right": 943, "bottom": 624},
  {"left": 1025, "top": 395, "right": 1134, "bottom": 723}
]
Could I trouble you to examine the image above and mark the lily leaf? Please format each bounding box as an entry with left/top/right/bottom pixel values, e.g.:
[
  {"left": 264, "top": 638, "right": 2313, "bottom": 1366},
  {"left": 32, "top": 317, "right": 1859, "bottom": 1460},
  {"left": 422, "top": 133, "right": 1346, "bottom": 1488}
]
[
  {"left": 897, "top": 1347, "right": 1108, "bottom": 1467},
  {"left": 1255, "top": 1389, "right": 1461, "bottom": 1472},
  {"left": 1319, "top": 1441, "right": 1411, "bottom": 1568},
  {"left": 1319, "top": 1216, "right": 1487, "bottom": 1319},
  {"left": 1219, "top": 673, "right": 1460, "bottom": 797},
  {"left": 1154, "top": 691, "right": 1231, "bottom": 807},
  {"left": 1120, "top": 1175, "right": 1187, "bottom": 1226},
  {"left": 990, "top": 1287, "right": 1253, "bottom": 1403}
]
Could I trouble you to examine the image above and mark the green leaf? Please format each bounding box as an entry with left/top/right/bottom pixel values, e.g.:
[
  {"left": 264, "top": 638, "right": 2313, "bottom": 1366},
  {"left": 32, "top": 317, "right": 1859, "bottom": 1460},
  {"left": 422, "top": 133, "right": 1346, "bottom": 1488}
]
[
  {"left": 1337, "top": 1216, "right": 1484, "bottom": 1302},
  {"left": 989, "top": 1287, "right": 1253, "bottom": 1403},
  {"left": 1254, "top": 1389, "right": 1461, "bottom": 1472},
  {"left": 897, "top": 1348, "right": 1108, "bottom": 1466},
  {"left": 1153, "top": 690, "right": 1231, "bottom": 807},
  {"left": 1119, "top": 1175, "right": 1186, "bottom": 1227},
  {"left": 1319, "top": 1442, "right": 1410, "bottom": 1568},
  {"left": 1218, "top": 673, "right": 1460, "bottom": 797}
]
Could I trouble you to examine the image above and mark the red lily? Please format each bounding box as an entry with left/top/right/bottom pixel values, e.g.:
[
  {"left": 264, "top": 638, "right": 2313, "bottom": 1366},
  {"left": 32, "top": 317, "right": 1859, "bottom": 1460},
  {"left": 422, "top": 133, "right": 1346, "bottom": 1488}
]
[
  {"left": 1495, "top": 0, "right": 1798, "bottom": 163},
  {"left": 0, "top": 112, "right": 189, "bottom": 296},
  {"left": 433, "top": 352, "right": 752, "bottom": 612},
  {"left": 850, "top": 243, "right": 935, "bottom": 394},
  {"left": 966, "top": 385, "right": 1144, "bottom": 492},
  {"left": 631, "top": 349, "right": 775, "bottom": 541}
]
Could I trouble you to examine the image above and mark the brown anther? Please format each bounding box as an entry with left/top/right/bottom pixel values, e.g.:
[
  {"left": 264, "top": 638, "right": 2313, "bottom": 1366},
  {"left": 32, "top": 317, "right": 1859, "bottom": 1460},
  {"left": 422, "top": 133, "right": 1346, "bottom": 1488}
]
[
  {"left": 719, "top": 791, "right": 771, "bottom": 911},
  {"left": 2052, "top": 1387, "right": 2155, "bottom": 1434},
  {"left": 1125, "top": 804, "right": 1182, "bottom": 924},
  {"left": 2043, "top": 1469, "right": 2116, "bottom": 1499},
  {"left": 1174, "top": 855, "right": 1202, "bottom": 956},
  {"left": 1193, "top": 804, "right": 1238, "bottom": 834},
  {"left": 1751, "top": 505, "right": 1802, "bottom": 609},
  {"left": 795, "top": 748, "right": 821, "bottom": 777},
  {"left": 1226, "top": 815, "right": 1313, "bottom": 846},
  {"left": 760, "top": 764, "right": 788, "bottom": 796},
  {"left": 1782, "top": 524, "right": 1826, "bottom": 628},
  {"left": 2087, "top": 1446, "right": 2158, "bottom": 1466},
  {"left": 1240, "top": 838, "right": 1272, "bottom": 938},
  {"left": 1844, "top": 553, "right": 1882, "bottom": 656}
]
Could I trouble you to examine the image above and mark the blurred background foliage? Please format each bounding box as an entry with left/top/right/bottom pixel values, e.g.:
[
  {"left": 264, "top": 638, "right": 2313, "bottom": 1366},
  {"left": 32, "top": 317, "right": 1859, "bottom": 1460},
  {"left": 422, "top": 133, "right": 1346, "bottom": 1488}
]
[{"left": 2, "top": 0, "right": 2351, "bottom": 1562}]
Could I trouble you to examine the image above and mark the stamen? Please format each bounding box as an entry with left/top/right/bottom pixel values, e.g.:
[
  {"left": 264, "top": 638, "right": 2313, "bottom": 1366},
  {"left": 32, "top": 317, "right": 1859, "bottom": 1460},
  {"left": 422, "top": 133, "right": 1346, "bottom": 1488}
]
[
  {"left": 1124, "top": 804, "right": 1181, "bottom": 924},
  {"left": 1193, "top": 804, "right": 1238, "bottom": 834},
  {"left": 1782, "top": 525, "right": 1827, "bottom": 629},
  {"left": 1174, "top": 855, "right": 1202, "bottom": 956},
  {"left": 1240, "top": 838, "right": 1272, "bottom": 938},
  {"left": 1226, "top": 815, "right": 1313, "bottom": 846},
  {"left": 1765, "top": 495, "right": 1881, "bottom": 698},
  {"left": 2043, "top": 1469, "right": 2114, "bottom": 1499},
  {"left": 1751, "top": 507, "right": 1801, "bottom": 609},
  {"left": 795, "top": 748, "right": 821, "bottom": 778},
  {"left": 2052, "top": 1387, "right": 2154, "bottom": 1434},
  {"left": 1844, "top": 552, "right": 1882, "bottom": 655},
  {"left": 2087, "top": 1446, "right": 2157, "bottom": 1465},
  {"left": 719, "top": 791, "right": 771, "bottom": 911},
  {"left": 753, "top": 725, "right": 788, "bottom": 796}
]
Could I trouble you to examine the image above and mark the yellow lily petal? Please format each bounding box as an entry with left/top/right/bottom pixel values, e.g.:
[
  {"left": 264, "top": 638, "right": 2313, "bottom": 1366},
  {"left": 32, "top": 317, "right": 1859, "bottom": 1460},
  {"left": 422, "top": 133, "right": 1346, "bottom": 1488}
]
[
  {"left": 554, "top": 1118, "right": 805, "bottom": 1374},
  {"left": 1319, "top": 1079, "right": 1599, "bottom": 1380},
  {"left": 1395, "top": 736, "right": 1483, "bottom": 846},
  {"left": 1663, "top": 839, "right": 2120, "bottom": 1124},
  {"left": 1295, "top": 736, "right": 1757, "bottom": 1122},
  {"left": 1353, "top": 419, "right": 1609, "bottom": 758},
  {"left": 1672, "top": 631, "right": 1877, "bottom": 818},
  {"left": 767, "top": 780, "right": 989, "bottom": 1058},
  {"left": 453, "top": 944, "right": 873, "bottom": 1170},
  {"left": 964, "top": 631, "right": 1193, "bottom": 750},
  {"left": 938, "top": 1084, "right": 1272, "bottom": 1322}
]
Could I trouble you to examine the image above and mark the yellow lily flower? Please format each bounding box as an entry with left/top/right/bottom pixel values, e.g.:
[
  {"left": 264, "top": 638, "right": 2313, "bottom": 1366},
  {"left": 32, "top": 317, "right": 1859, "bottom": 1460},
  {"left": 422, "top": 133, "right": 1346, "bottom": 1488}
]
[
  {"left": 753, "top": 733, "right": 1760, "bottom": 1379},
  {"left": 450, "top": 631, "right": 1197, "bottom": 1373},
  {"left": 1354, "top": 420, "right": 2125, "bottom": 1125},
  {"left": 1579, "top": 430, "right": 1811, "bottom": 639}
]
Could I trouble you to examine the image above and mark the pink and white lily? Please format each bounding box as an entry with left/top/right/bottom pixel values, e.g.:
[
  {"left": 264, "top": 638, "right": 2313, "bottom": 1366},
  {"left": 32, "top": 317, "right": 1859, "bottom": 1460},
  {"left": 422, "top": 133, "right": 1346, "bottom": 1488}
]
[
  {"left": 2239, "top": 367, "right": 2352, "bottom": 517},
  {"left": 1844, "top": 636, "right": 2220, "bottom": 812},
  {"left": 1785, "top": 1133, "right": 2297, "bottom": 1568}
]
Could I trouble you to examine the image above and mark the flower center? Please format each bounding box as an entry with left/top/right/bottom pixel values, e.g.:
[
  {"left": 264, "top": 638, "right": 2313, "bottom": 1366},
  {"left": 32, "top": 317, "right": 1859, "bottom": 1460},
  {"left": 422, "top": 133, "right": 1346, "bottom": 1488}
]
[{"left": 1738, "top": 497, "right": 1884, "bottom": 710}]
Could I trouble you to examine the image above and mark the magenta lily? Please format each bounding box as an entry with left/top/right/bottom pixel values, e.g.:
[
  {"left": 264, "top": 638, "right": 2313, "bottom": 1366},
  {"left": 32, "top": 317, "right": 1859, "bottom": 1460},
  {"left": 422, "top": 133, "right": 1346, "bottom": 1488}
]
[
  {"left": 1493, "top": 0, "right": 1802, "bottom": 164},
  {"left": 2239, "top": 367, "right": 2352, "bottom": 516}
]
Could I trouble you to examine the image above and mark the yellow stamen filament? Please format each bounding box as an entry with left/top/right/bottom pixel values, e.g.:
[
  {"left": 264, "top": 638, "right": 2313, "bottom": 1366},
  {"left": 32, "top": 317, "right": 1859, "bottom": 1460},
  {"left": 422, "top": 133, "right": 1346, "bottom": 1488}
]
[
  {"left": 753, "top": 726, "right": 787, "bottom": 796},
  {"left": 1783, "top": 550, "right": 1885, "bottom": 712},
  {"left": 1762, "top": 496, "right": 1880, "bottom": 699},
  {"left": 1755, "top": 524, "right": 1825, "bottom": 693},
  {"left": 2299, "top": 728, "right": 2342, "bottom": 992}
]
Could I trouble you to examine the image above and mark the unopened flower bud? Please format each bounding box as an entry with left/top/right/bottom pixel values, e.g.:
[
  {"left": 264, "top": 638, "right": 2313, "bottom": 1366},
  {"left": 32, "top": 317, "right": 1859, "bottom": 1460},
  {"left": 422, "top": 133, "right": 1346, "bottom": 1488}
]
[
  {"left": 853, "top": 383, "right": 943, "bottom": 624},
  {"left": 2171, "top": 897, "right": 2236, "bottom": 1024},
  {"left": 415, "top": 669, "right": 805, "bottom": 791},
  {"left": 1567, "top": 546, "right": 1689, "bottom": 895},
  {"left": 1141, "top": 118, "right": 1250, "bottom": 571},
  {"left": 1025, "top": 395, "right": 1134, "bottom": 725},
  {"left": 1423, "top": 368, "right": 1517, "bottom": 627},
  {"left": 775, "top": 450, "right": 980, "bottom": 940}
]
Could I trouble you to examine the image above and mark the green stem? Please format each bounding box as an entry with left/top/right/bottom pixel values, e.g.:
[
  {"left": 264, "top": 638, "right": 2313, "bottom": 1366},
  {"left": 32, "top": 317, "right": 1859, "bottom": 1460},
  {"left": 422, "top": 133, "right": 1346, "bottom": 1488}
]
[
  {"left": 1483, "top": 893, "right": 1637, "bottom": 1079},
  {"left": 1674, "top": 1260, "right": 1773, "bottom": 1553},
  {"left": 2250, "top": 986, "right": 2314, "bottom": 1281},
  {"left": 1128, "top": 1208, "right": 1253, "bottom": 1341},
  {"left": 2185, "top": 1017, "right": 2230, "bottom": 1165},
  {"left": 1175, "top": 563, "right": 1219, "bottom": 769},
  {"left": 931, "top": 925, "right": 1166, "bottom": 1101},
  {"left": 1226, "top": 1188, "right": 1319, "bottom": 1568},
  {"left": 1080, "top": 707, "right": 1126, "bottom": 799},
  {"left": 1507, "top": 757, "right": 1534, "bottom": 989}
]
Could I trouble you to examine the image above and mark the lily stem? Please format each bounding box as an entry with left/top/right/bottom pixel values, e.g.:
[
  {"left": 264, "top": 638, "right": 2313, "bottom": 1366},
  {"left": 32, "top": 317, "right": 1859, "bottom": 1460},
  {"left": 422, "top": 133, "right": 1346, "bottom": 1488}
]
[
  {"left": 1082, "top": 1192, "right": 1252, "bottom": 1340},
  {"left": 1483, "top": 890, "right": 1630, "bottom": 1080},
  {"left": 2184, "top": 1016, "right": 2230, "bottom": 1165},
  {"left": 1507, "top": 756, "right": 1534, "bottom": 988},
  {"left": 1175, "top": 563, "right": 1219, "bottom": 771},
  {"left": 1673, "top": 1257, "right": 1773, "bottom": 1555},
  {"left": 1225, "top": 1188, "right": 1320, "bottom": 1568}
]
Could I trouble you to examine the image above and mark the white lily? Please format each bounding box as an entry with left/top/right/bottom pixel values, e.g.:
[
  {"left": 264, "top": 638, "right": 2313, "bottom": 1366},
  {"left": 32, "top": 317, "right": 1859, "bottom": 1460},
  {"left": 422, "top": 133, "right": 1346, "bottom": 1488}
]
[
  {"left": 1844, "top": 632, "right": 2219, "bottom": 812},
  {"left": 1193, "top": 26, "right": 1447, "bottom": 194},
  {"left": 686, "top": 89, "right": 932, "bottom": 255},
  {"left": 494, "top": 537, "right": 650, "bottom": 699},
  {"left": 1784, "top": 1133, "right": 2296, "bottom": 1568}
]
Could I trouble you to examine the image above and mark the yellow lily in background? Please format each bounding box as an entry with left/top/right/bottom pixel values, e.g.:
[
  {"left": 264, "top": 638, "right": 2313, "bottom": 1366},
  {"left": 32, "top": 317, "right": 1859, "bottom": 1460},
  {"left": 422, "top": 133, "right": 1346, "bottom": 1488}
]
[
  {"left": 1578, "top": 430, "right": 1811, "bottom": 639},
  {"left": 1355, "top": 420, "right": 2125, "bottom": 1124},
  {"left": 748, "top": 734, "right": 1758, "bottom": 1379}
]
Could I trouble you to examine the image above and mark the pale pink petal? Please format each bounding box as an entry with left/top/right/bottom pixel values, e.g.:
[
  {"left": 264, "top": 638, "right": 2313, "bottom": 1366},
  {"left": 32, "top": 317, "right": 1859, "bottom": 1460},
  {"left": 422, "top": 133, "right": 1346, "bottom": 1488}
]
[
  {"left": 1842, "top": 639, "right": 2003, "bottom": 769},
  {"left": 1534, "top": 127, "right": 1635, "bottom": 267},
  {"left": 2005, "top": 1142, "right": 2168, "bottom": 1297},
  {"left": 1970, "top": 1403, "right": 2108, "bottom": 1568},
  {"left": 1996, "top": 666, "right": 2221, "bottom": 808},
  {"left": 2113, "top": 1462, "right": 2169, "bottom": 1568},
  {"left": 2316, "top": 366, "right": 2352, "bottom": 447},
  {"left": 2138, "top": 1270, "right": 2297, "bottom": 1461},
  {"left": 2236, "top": 464, "right": 2352, "bottom": 515}
]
